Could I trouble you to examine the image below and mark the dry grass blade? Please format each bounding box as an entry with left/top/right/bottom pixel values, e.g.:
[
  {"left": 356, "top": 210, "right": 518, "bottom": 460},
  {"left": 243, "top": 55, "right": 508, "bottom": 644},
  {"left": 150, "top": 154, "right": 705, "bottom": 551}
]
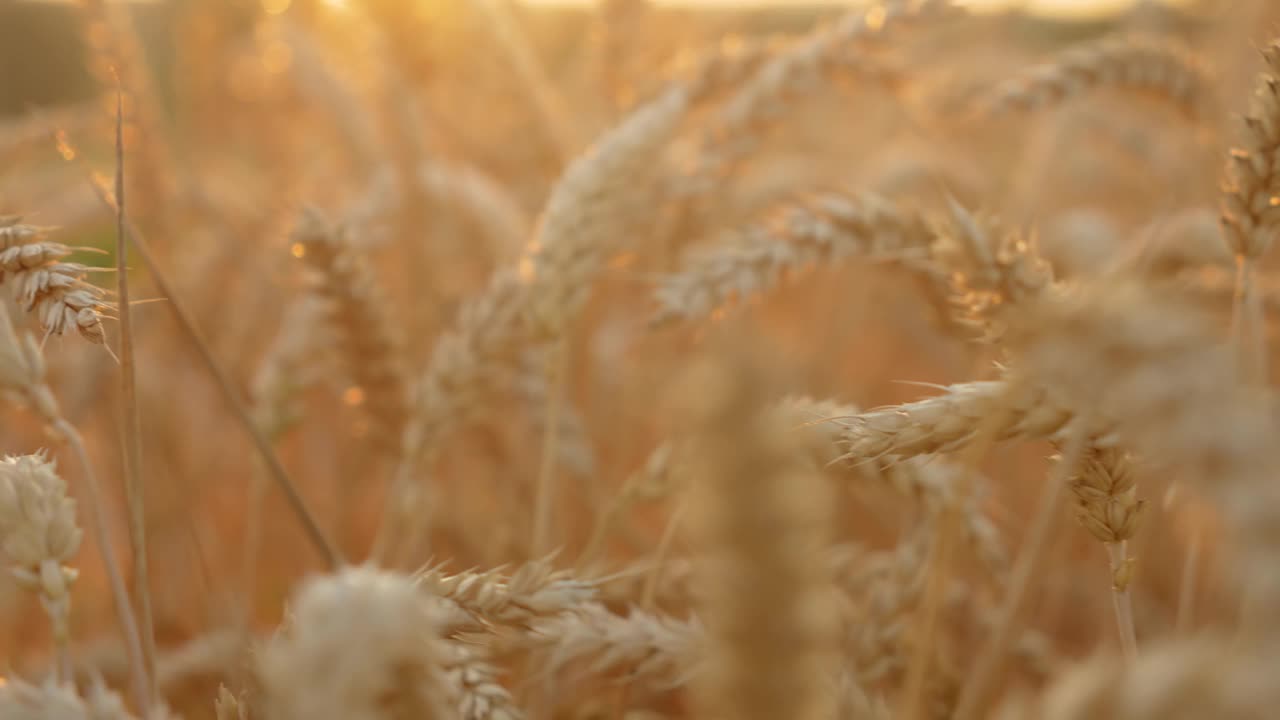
[{"left": 112, "top": 84, "right": 157, "bottom": 706}]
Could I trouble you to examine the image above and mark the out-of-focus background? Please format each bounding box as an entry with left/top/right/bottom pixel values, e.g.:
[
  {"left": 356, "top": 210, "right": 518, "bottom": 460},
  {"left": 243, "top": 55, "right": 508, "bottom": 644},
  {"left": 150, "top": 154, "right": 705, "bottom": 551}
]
[
  {"left": 0, "top": 0, "right": 1275, "bottom": 718},
  {"left": 0, "top": 0, "right": 1215, "bottom": 118}
]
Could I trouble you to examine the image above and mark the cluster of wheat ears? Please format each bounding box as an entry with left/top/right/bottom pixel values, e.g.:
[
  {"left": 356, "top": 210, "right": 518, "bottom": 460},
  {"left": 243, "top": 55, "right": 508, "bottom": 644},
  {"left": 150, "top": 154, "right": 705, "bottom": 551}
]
[{"left": 2, "top": 0, "right": 1280, "bottom": 717}]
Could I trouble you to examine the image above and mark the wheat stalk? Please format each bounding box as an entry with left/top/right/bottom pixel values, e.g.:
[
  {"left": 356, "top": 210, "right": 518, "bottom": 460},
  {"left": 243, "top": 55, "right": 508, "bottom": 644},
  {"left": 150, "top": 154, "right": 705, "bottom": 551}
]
[{"left": 682, "top": 350, "right": 838, "bottom": 720}]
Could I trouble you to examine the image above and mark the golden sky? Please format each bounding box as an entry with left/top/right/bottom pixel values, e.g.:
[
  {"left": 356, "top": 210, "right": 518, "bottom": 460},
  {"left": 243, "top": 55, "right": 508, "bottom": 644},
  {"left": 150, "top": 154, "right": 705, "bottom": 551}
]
[
  {"left": 521, "top": 0, "right": 1193, "bottom": 21},
  {"left": 36, "top": 0, "right": 1194, "bottom": 23}
]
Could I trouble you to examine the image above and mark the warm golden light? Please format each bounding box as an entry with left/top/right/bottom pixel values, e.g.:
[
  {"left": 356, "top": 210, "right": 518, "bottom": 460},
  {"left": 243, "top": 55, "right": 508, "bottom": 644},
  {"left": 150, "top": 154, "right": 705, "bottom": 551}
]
[
  {"left": 517, "top": 0, "right": 1195, "bottom": 20},
  {"left": 865, "top": 5, "right": 887, "bottom": 31},
  {"left": 261, "top": 0, "right": 292, "bottom": 15},
  {"left": 54, "top": 130, "right": 76, "bottom": 161},
  {"left": 261, "top": 40, "right": 293, "bottom": 74},
  {"left": 342, "top": 386, "right": 366, "bottom": 406}
]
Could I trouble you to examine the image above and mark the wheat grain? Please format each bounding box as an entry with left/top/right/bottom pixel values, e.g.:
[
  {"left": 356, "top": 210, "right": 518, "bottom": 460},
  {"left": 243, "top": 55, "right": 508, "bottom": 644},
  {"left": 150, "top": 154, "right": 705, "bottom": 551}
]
[
  {"left": 0, "top": 218, "right": 108, "bottom": 344},
  {"left": 418, "top": 558, "right": 597, "bottom": 635},
  {"left": 442, "top": 642, "right": 523, "bottom": 720}
]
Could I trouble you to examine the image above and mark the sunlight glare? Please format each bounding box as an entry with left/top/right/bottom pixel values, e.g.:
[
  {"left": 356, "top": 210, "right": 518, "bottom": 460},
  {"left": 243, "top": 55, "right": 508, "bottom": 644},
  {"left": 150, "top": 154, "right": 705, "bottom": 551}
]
[
  {"left": 261, "top": 0, "right": 291, "bottom": 15},
  {"left": 517, "top": 0, "right": 1192, "bottom": 21}
]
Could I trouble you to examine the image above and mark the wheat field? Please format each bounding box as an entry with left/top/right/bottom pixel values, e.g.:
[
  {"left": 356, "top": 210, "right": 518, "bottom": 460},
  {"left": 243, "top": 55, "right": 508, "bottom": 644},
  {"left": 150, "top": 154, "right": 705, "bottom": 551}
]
[{"left": 0, "top": 0, "right": 1278, "bottom": 718}]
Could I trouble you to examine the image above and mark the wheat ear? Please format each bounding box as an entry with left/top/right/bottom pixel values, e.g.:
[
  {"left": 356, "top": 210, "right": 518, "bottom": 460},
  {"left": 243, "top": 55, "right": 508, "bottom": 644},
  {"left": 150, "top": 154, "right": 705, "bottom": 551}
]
[
  {"left": 1006, "top": 279, "right": 1280, "bottom": 624},
  {"left": 379, "top": 66, "right": 744, "bottom": 562},
  {"left": 1220, "top": 39, "right": 1280, "bottom": 382},
  {"left": 651, "top": 190, "right": 938, "bottom": 327},
  {"left": 0, "top": 217, "right": 109, "bottom": 344},
  {"left": 293, "top": 207, "right": 411, "bottom": 456},
  {"left": 975, "top": 35, "right": 1212, "bottom": 118},
  {"left": 441, "top": 641, "right": 522, "bottom": 720},
  {"left": 527, "top": 602, "right": 702, "bottom": 691},
  {"left": 257, "top": 567, "right": 454, "bottom": 720},
  {"left": 417, "top": 557, "right": 597, "bottom": 635},
  {"left": 1066, "top": 446, "right": 1144, "bottom": 660},
  {"left": 663, "top": 0, "right": 954, "bottom": 246},
  {"left": 831, "top": 377, "right": 1081, "bottom": 463},
  {"left": 0, "top": 453, "right": 83, "bottom": 683}
]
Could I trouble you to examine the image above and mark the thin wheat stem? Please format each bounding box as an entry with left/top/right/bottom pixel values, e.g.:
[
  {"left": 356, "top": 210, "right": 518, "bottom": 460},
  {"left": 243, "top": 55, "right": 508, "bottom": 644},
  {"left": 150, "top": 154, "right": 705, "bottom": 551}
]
[
  {"left": 577, "top": 502, "right": 620, "bottom": 572},
  {"left": 86, "top": 185, "right": 343, "bottom": 570},
  {"left": 55, "top": 639, "right": 71, "bottom": 686},
  {"left": 1243, "top": 257, "right": 1269, "bottom": 383},
  {"left": 642, "top": 496, "right": 688, "bottom": 610},
  {"left": 1227, "top": 254, "right": 1268, "bottom": 385},
  {"left": 899, "top": 379, "right": 1021, "bottom": 720},
  {"left": 239, "top": 465, "right": 268, "bottom": 623},
  {"left": 1176, "top": 524, "right": 1202, "bottom": 634},
  {"left": 531, "top": 338, "right": 568, "bottom": 556},
  {"left": 113, "top": 83, "right": 157, "bottom": 704},
  {"left": 1108, "top": 541, "right": 1138, "bottom": 661},
  {"left": 57, "top": 126, "right": 342, "bottom": 569},
  {"left": 55, "top": 418, "right": 151, "bottom": 716}
]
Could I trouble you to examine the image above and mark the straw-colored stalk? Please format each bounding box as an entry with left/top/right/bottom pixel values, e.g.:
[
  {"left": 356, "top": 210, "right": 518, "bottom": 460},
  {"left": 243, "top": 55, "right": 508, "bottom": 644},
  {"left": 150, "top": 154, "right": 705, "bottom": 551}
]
[{"left": 682, "top": 351, "right": 838, "bottom": 720}]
